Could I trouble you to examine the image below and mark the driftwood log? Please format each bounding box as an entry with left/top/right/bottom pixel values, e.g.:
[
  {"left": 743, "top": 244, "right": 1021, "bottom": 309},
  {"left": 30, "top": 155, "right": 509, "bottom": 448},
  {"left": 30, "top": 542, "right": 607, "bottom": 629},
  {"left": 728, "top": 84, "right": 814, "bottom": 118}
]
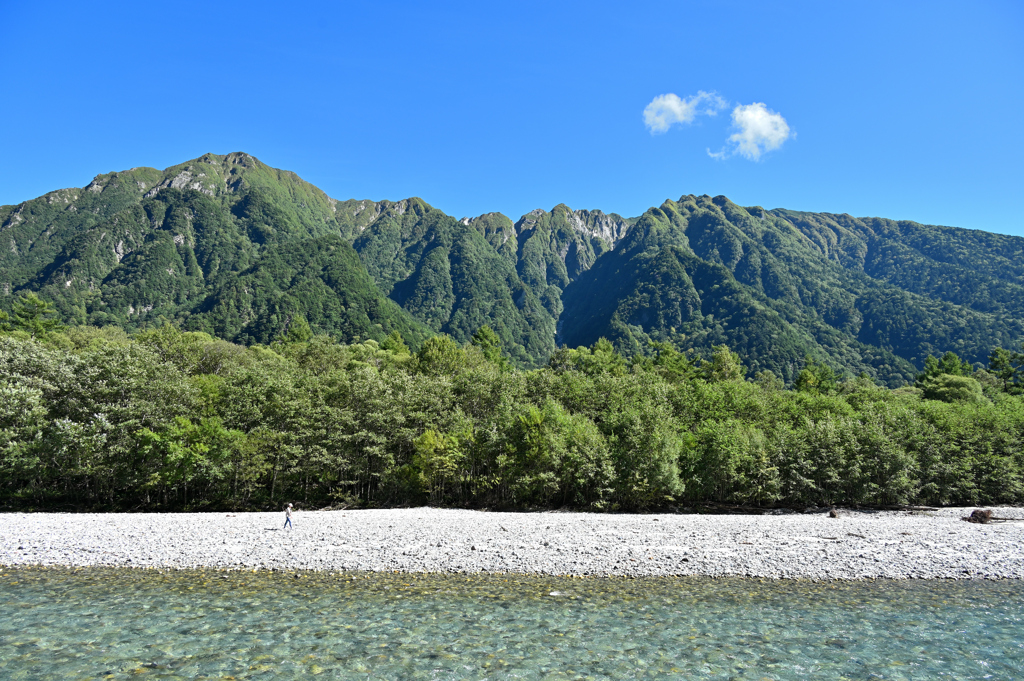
[{"left": 962, "top": 509, "right": 1022, "bottom": 523}]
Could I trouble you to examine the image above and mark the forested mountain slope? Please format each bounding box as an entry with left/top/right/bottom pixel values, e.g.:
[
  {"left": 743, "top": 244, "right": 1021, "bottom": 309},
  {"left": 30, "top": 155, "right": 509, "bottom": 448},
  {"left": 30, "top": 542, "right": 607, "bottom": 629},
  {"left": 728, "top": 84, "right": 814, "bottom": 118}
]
[
  {"left": 0, "top": 154, "right": 429, "bottom": 347},
  {"left": 559, "top": 195, "right": 1024, "bottom": 384},
  {"left": 2, "top": 153, "right": 1021, "bottom": 383},
  {"left": 346, "top": 198, "right": 556, "bottom": 365}
]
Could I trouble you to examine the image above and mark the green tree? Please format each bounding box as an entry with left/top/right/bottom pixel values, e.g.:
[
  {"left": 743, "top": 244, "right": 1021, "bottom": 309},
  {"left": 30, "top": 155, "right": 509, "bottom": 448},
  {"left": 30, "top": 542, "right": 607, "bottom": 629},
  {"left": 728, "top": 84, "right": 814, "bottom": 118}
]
[
  {"left": 988, "top": 345, "right": 1024, "bottom": 394},
  {"left": 917, "top": 351, "right": 973, "bottom": 385},
  {"left": 754, "top": 369, "right": 784, "bottom": 391},
  {"left": 380, "top": 330, "right": 411, "bottom": 356},
  {"left": 856, "top": 403, "right": 917, "bottom": 505},
  {"left": 138, "top": 417, "right": 242, "bottom": 508},
  {"left": 10, "top": 292, "right": 65, "bottom": 339},
  {"left": 548, "top": 338, "right": 627, "bottom": 377},
  {"left": 280, "top": 313, "right": 313, "bottom": 344},
  {"left": 794, "top": 356, "right": 837, "bottom": 395},
  {"left": 136, "top": 325, "right": 225, "bottom": 375},
  {"left": 784, "top": 415, "right": 861, "bottom": 506},
  {"left": 0, "top": 380, "right": 48, "bottom": 497},
  {"left": 646, "top": 341, "right": 699, "bottom": 383},
  {"left": 471, "top": 325, "right": 508, "bottom": 368},
  {"left": 411, "top": 428, "right": 468, "bottom": 504},
  {"left": 500, "top": 400, "right": 614, "bottom": 508},
  {"left": 416, "top": 334, "right": 464, "bottom": 376},
  {"left": 703, "top": 345, "right": 744, "bottom": 382},
  {"left": 684, "top": 419, "right": 780, "bottom": 505},
  {"left": 921, "top": 374, "right": 987, "bottom": 404}
]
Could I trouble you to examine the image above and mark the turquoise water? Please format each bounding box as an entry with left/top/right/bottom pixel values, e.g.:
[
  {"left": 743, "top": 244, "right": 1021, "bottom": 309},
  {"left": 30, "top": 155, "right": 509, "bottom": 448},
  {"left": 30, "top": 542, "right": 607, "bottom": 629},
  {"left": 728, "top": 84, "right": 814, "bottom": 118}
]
[{"left": 0, "top": 569, "right": 1021, "bottom": 680}]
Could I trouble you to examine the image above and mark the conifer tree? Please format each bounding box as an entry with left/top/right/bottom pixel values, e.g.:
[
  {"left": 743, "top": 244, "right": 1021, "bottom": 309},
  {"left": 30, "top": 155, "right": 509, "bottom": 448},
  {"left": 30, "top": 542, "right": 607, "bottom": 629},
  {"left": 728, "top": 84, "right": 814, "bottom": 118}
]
[
  {"left": 471, "top": 325, "right": 507, "bottom": 368},
  {"left": 10, "top": 292, "right": 64, "bottom": 339},
  {"left": 380, "top": 330, "right": 411, "bottom": 356},
  {"left": 794, "top": 355, "right": 837, "bottom": 394}
]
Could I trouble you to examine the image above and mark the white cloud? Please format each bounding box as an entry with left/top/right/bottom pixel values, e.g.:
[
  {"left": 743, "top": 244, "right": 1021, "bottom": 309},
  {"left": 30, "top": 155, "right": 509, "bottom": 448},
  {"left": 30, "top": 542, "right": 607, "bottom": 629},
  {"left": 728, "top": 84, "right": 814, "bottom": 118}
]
[
  {"left": 643, "top": 91, "right": 727, "bottom": 134},
  {"left": 711, "top": 102, "right": 791, "bottom": 161}
]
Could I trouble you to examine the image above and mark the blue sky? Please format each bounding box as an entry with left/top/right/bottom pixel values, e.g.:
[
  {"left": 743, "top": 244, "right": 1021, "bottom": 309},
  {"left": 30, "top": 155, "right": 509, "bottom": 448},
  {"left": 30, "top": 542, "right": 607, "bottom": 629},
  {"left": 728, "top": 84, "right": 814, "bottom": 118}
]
[{"left": 1, "top": 0, "right": 1022, "bottom": 235}]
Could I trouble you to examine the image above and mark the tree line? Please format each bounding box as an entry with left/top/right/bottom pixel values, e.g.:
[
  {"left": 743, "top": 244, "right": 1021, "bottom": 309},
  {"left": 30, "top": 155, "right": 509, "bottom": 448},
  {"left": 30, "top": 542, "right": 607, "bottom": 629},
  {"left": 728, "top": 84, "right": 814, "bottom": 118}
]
[{"left": 1, "top": 293, "right": 1022, "bottom": 511}]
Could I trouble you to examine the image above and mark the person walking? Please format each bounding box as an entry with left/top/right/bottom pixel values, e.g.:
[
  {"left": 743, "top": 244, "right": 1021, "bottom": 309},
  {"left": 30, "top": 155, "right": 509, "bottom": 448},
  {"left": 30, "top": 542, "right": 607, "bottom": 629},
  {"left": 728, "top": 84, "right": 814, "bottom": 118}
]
[{"left": 284, "top": 503, "right": 293, "bottom": 530}]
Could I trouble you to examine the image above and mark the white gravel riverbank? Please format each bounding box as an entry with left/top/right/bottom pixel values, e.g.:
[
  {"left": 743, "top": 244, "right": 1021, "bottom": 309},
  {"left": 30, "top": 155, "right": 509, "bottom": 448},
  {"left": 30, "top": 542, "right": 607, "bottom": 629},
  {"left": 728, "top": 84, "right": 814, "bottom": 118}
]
[{"left": 2, "top": 507, "right": 1023, "bottom": 579}]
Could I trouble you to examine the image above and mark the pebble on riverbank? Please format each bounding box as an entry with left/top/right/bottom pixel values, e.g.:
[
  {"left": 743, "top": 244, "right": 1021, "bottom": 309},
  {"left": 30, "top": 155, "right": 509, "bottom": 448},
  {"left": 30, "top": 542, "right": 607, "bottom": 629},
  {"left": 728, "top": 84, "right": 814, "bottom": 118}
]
[{"left": 2, "top": 506, "right": 1023, "bottom": 580}]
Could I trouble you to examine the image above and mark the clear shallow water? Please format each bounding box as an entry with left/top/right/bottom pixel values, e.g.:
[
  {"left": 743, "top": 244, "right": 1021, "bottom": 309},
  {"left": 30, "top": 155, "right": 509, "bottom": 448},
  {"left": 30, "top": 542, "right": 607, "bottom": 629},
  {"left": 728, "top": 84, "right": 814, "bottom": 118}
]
[{"left": 0, "top": 569, "right": 1021, "bottom": 680}]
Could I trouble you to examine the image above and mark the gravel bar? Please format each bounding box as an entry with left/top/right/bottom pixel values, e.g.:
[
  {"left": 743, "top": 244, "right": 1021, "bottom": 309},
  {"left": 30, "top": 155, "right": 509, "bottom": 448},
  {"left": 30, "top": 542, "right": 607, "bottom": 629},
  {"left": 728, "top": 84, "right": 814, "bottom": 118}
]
[{"left": 2, "top": 507, "right": 1023, "bottom": 579}]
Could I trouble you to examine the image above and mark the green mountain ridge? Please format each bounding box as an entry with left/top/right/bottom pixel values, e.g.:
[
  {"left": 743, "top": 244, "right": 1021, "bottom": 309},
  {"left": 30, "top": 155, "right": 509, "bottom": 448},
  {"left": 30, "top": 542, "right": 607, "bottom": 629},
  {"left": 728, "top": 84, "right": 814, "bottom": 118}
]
[
  {"left": 0, "top": 154, "right": 427, "bottom": 348},
  {"left": 2, "top": 152, "right": 1021, "bottom": 384},
  {"left": 556, "top": 194, "right": 1023, "bottom": 384}
]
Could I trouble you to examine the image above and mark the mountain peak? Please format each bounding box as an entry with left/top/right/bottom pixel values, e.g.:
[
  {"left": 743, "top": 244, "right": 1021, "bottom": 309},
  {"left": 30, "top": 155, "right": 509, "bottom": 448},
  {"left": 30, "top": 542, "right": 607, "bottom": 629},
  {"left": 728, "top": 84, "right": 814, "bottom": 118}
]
[{"left": 460, "top": 211, "right": 511, "bottom": 225}]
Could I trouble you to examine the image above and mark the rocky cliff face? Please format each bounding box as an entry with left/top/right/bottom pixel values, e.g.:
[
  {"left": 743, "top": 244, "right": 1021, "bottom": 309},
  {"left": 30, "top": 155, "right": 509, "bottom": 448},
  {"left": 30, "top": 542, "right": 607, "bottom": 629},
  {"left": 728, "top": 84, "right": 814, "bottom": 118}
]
[
  {"left": 511, "top": 204, "right": 632, "bottom": 288},
  {"left": 564, "top": 207, "right": 632, "bottom": 248}
]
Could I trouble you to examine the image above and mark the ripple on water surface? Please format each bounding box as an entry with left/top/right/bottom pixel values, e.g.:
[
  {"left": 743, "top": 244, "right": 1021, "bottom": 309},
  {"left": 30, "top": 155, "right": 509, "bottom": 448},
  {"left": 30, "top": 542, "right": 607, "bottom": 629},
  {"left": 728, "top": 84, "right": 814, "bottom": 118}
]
[{"left": 0, "top": 568, "right": 1021, "bottom": 680}]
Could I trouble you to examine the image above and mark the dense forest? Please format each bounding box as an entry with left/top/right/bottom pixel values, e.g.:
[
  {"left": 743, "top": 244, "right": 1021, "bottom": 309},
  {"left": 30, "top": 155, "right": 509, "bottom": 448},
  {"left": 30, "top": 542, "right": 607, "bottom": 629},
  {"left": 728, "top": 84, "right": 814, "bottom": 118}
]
[
  {"left": 1, "top": 293, "right": 1022, "bottom": 511},
  {"left": 3, "top": 152, "right": 1023, "bottom": 385}
]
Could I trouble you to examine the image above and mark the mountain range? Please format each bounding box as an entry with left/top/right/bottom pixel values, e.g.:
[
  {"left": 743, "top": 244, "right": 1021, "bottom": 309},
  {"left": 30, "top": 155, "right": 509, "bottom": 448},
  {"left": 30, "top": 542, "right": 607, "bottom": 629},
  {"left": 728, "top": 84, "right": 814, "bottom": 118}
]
[{"left": 3, "top": 152, "right": 1022, "bottom": 385}]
